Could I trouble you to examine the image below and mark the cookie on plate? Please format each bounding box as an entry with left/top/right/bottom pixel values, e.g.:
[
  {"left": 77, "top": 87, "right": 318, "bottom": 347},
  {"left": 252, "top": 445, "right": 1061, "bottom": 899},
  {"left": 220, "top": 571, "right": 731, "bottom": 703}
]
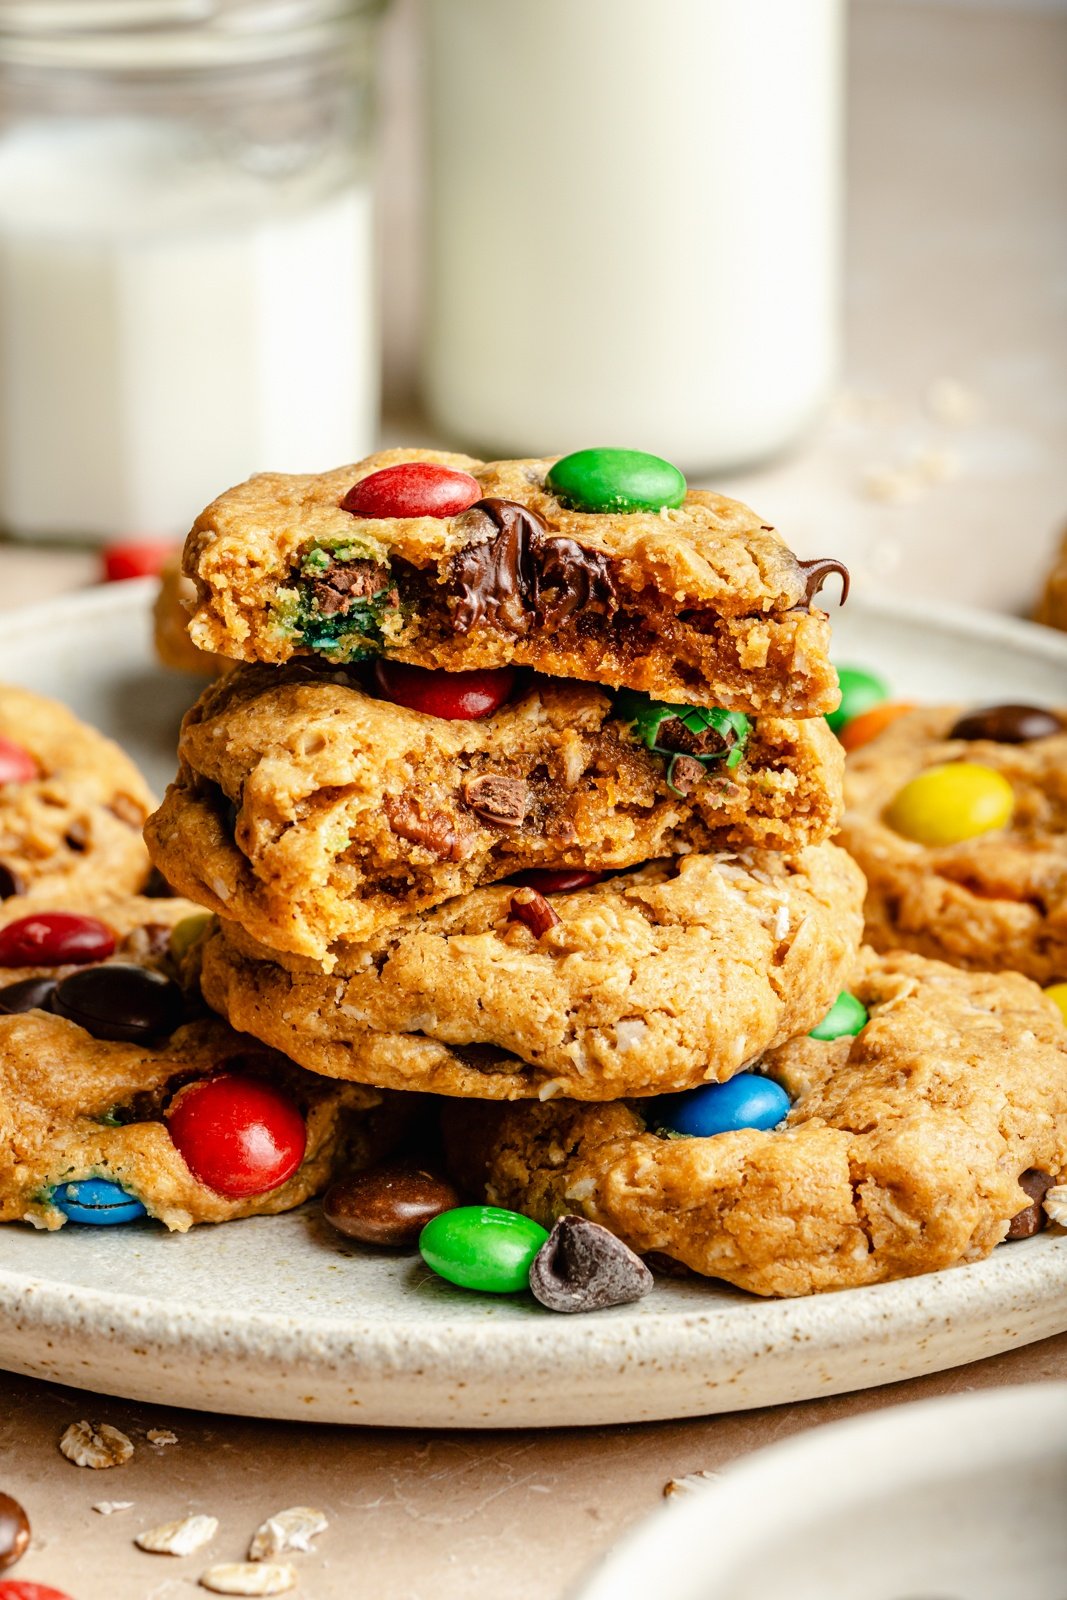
[
  {"left": 0, "top": 683, "right": 155, "bottom": 906},
  {"left": 840, "top": 702, "right": 1067, "bottom": 983},
  {"left": 195, "top": 846, "right": 865, "bottom": 1100},
  {"left": 145, "top": 661, "right": 845, "bottom": 959},
  {"left": 443, "top": 949, "right": 1067, "bottom": 1297},
  {"left": 1035, "top": 526, "right": 1067, "bottom": 632},
  {"left": 182, "top": 447, "right": 846, "bottom": 716},
  {"left": 0, "top": 895, "right": 392, "bottom": 1231}
]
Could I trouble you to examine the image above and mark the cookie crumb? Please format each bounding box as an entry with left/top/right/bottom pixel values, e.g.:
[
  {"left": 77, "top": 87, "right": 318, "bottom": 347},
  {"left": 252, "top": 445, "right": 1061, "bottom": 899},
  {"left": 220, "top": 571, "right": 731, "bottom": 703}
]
[
  {"left": 200, "top": 1562, "right": 297, "bottom": 1595},
  {"left": 663, "top": 1470, "right": 722, "bottom": 1499},
  {"left": 147, "top": 1428, "right": 179, "bottom": 1447},
  {"left": 136, "top": 1514, "right": 218, "bottom": 1556},
  {"left": 249, "top": 1506, "right": 328, "bottom": 1560},
  {"left": 59, "top": 1421, "right": 134, "bottom": 1469},
  {"left": 93, "top": 1501, "right": 135, "bottom": 1515}
]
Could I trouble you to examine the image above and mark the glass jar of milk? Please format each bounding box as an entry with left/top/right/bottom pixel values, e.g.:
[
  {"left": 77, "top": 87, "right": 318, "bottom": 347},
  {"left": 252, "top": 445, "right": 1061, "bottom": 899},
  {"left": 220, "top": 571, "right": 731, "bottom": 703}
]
[
  {"left": 421, "top": 0, "right": 843, "bottom": 473},
  {"left": 0, "top": 0, "right": 384, "bottom": 542}
]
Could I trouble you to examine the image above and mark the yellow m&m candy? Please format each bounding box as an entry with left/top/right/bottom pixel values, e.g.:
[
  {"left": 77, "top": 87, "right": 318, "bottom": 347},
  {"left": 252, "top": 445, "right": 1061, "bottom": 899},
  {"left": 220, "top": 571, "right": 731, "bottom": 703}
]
[
  {"left": 884, "top": 762, "right": 1014, "bottom": 846},
  {"left": 1046, "top": 983, "right": 1067, "bottom": 1026}
]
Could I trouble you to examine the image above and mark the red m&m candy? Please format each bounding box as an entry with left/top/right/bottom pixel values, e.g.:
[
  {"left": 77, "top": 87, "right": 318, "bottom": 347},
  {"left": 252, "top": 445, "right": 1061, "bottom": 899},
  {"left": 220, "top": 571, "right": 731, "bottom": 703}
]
[
  {"left": 0, "top": 738, "right": 37, "bottom": 786},
  {"left": 0, "top": 913, "right": 116, "bottom": 968},
  {"left": 341, "top": 462, "right": 481, "bottom": 520},
  {"left": 167, "top": 1074, "right": 307, "bottom": 1199},
  {"left": 373, "top": 660, "right": 516, "bottom": 720},
  {"left": 0, "top": 1586, "right": 77, "bottom": 1600},
  {"left": 101, "top": 540, "right": 176, "bottom": 582}
]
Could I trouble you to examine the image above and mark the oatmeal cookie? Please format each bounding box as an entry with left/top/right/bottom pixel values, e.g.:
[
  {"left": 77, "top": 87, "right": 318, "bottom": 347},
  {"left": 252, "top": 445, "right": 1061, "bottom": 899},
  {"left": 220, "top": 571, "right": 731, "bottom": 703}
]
[
  {"left": 183, "top": 448, "right": 844, "bottom": 716},
  {"left": 0, "top": 684, "right": 154, "bottom": 905},
  {"left": 145, "top": 662, "right": 845, "bottom": 959},
  {"left": 443, "top": 949, "right": 1067, "bottom": 1296},
  {"left": 841, "top": 703, "right": 1067, "bottom": 982},
  {"left": 0, "top": 894, "right": 391, "bottom": 1231},
  {"left": 196, "top": 846, "right": 865, "bottom": 1100},
  {"left": 153, "top": 551, "right": 227, "bottom": 676}
]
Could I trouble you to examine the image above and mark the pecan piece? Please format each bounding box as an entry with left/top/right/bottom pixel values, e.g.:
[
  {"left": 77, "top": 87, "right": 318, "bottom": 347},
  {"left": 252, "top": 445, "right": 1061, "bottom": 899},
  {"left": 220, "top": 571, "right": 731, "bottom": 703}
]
[
  {"left": 382, "top": 794, "right": 467, "bottom": 860},
  {"left": 507, "top": 887, "right": 561, "bottom": 938},
  {"left": 462, "top": 773, "right": 530, "bottom": 828}
]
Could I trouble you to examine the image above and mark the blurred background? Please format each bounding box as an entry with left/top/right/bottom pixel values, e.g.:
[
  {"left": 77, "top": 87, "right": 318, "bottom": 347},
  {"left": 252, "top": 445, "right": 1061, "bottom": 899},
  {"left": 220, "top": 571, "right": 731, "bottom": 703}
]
[{"left": 0, "top": 0, "right": 1063, "bottom": 617}]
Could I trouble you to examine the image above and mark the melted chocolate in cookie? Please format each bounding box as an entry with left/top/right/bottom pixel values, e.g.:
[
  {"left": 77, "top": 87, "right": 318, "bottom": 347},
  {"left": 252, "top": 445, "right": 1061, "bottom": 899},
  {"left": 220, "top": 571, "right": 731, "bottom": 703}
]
[
  {"left": 447, "top": 498, "right": 617, "bottom": 635},
  {"left": 796, "top": 557, "right": 851, "bottom": 607}
]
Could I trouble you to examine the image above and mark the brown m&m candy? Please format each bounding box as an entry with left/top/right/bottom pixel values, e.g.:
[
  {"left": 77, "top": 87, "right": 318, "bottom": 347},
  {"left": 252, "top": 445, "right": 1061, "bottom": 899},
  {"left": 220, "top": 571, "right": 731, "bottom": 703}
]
[
  {"left": 323, "top": 1165, "right": 460, "bottom": 1248},
  {"left": 948, "top": 704, "right": 1062, "bottom": 744},
  {"left": 0, "top": 1493, "right": 30, "bottom": 1573}
]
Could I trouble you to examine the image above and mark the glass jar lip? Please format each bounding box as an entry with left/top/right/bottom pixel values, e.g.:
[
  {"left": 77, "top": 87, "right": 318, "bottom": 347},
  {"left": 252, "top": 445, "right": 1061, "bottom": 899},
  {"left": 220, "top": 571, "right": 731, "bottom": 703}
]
[{"left": 0, "top": 0, "right": 385, "bottom": 70}]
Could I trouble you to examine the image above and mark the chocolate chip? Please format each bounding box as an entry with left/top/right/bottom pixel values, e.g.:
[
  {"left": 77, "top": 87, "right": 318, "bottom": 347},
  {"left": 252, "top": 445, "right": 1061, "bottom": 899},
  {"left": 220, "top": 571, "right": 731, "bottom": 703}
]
[
  {"left": 507, "top": 887, "right": 561, "bottom": 938},
  {"left": 64, "top": 820, "right": 90, "bottom": 852},
  {"left": 666, "top": 754, "right": 706, "bottom": 795},
  {"left": 1006, "top": 1169, "right": 1054, "bottom": 1240},
  {"left": 947, "top": 704, "right": 1063, "bottom": 744},
  {"left": 52, "top": 963, "right": 185, "bottom": 1043},
  {"left": 307, "top": 557, "right": 393, "bottom": 617},
  {"left": 0, "top": 976, "right": 57, "bottom": 1014},
  {"left": 657, "top": 717, "right": 728, "bottom": 759},
  {"left": 643, "top": 1251, "right": 693, "bottom": 1279},
  {"left": 447, "top": 498, "right": 617, "bottom": 635},
  {"left": 529, "top": 1215, "right": 654, "bottom": 1313},
  {"left": 323, "top": 1164, "right": 459, "bottom": 1248},
  {"left": 796, "top": 556, "right": 851, "bottom": 607},
  {"left": 0, "top": 1492, "right": 29, "bottom": 1572},
  {"left": 0, "top": 864, "right": 24, "bottom": 900},
  {"left": 462, "top": 773, "right": 530, "bottom": 828}
]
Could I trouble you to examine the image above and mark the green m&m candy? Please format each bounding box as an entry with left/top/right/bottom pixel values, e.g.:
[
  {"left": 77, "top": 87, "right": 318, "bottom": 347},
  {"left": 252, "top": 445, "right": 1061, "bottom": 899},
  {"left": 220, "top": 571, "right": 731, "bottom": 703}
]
[
  {"left": 546, "top": 448, "right": 687, "bottom": 514},
  {"left": 809, "top": 991, "right": 869, "bottom": 1041},
  {"left": 419, "top": 1205, "right": 548, "bottom": 1294},
  {"left": 825, "top": 665, "right": 890, "bottom": 736}
]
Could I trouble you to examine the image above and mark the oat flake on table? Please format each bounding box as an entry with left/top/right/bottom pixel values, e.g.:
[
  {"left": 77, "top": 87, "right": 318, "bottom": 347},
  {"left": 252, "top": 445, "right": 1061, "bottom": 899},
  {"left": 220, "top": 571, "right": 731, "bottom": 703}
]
[
  {"left": 136, "top": 1514, "right": 219, "bottom": 1557},
  {"left": 200, "top": 1561, "right": 297, "bottom": 1595},
  {"left": 249, "top": 1506, "right": 328, "bottom": 1560}
]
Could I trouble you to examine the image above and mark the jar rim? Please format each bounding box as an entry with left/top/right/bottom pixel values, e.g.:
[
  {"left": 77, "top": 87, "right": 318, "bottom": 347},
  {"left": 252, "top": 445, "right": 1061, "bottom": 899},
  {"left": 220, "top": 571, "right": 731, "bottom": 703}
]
[{"left": 0, "top": 0, "right": 385, "bottom": 70}]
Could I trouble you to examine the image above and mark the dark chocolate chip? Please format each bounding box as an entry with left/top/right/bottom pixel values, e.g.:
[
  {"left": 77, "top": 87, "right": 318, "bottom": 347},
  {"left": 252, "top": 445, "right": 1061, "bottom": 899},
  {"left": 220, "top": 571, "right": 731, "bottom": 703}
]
[
  {"left": 0, "top": 1491, "right": 30, "bottom": 1573},
  {"left": 462, "top": 773, "right": 530, "bottom": 828},
  {"left": 0, "top": 864, "right": 24, "bottom": 900},
  {"left": 507, "top": 888, "right": 561, "bottom": 938},
  {"left": 947, "top": 704, "right": 1063, "bottom": 745},
  {"left": 796, "top": 557, "right": 850, "bottom": 607},
  {"left": 529, "top": 1215, "right": 654, "bottom": 1313},
  {"left": 0, "top": 976, "right": 57, "bottom": 1014},
  {"left": 1006, "top": 1169, "right": 1054, "bottom": 1240},
  {"left": 323, "top": 1164, "right": 460, "bottom": 1248},
  {"left": 307, "top": 557, "right": 393, "bottom": 617},
  {"left": 657, "top": 717, "right": 728, "bottom": 759},
  {"left": 51, "top": 963, "right": 185, "bottom": 1043},
  {"left": 643, "top": 1250, "right": 693, "bottom": 1279},
  {"left": 447, "top": 498, "right": 617, "bottom": 635}
]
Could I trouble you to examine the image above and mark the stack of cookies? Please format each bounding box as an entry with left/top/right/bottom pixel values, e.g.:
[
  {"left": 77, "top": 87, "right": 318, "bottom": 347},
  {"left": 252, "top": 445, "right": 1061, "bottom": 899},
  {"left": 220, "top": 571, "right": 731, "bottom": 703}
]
[{"left": 139, "top": 445, "right": 1067, "bottom": 1299}]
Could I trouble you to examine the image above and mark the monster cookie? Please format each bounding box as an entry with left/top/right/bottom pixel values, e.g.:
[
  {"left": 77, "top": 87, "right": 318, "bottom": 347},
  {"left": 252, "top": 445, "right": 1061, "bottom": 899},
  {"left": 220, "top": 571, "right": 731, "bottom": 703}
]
[
  {"left": 0, "top": 684, "right": 154, "bottom": 906},
  {"left": 182, "top": 447, "right": 846, "bottom": 716},
  {"left": 841, "top": 703, "right": 1067, "bottom": 983},
  {"left": 0, "top": 896, "right": 388, "bottom": 1231},
  {"left": 196, "top": 845, "right": 865, "bottom": 1100},
  {"left": 443, "top": 949, "right": 1067, "bottom": 1297},
  {"left": 153, "top": 551, "right": 226, "bottom": 676},
  {"left": 145, "top": 661, "right": 845, "bottom": 959},
  {"left": 1035, "top": 525, "right": 1067, "bottom": 632}
]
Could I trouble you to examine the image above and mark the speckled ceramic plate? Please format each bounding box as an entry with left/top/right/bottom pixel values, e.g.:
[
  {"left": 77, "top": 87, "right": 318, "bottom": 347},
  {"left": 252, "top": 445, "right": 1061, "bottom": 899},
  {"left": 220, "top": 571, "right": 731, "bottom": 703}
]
[{"left": 0, "top": 580, "right": 1065, "bottom": 1428}]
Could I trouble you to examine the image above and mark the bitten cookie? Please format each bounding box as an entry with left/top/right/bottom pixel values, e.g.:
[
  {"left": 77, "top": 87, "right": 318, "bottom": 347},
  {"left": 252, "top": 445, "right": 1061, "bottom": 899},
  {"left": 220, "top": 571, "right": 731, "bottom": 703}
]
[
  {"left": 0, "top": 683, "right": 154, "bottom": 905},
  {"left": 196, "top": 846, "right": 866, "bottom": 1100},
  {"left": 840, "top": 702, "right": 1067, "bottom": 983},
  {"left": 153, "top": 552, "right": 227, "bottom": 676},
  {"left": 145, "top": 661, "right": 845, "bottom": 959},
  {"left": 182, "top": 447, "right": 845, "bottom": 716},
  {"left": 0, "top": 895, "right": 392, "bottom": 1231},
  {"left": 1035, "top": 526, "right": 1067, "bottom": 632},
  {"left": 443, "top": 949, "right": 1067, "bottom": 1297}
]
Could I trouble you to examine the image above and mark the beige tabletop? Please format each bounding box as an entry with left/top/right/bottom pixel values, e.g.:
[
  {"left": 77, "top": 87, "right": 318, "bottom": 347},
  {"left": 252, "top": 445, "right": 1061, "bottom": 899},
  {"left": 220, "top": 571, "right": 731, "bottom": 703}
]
[{"left": 1, "top": 4, "right": 1066, "bottom": 1598}]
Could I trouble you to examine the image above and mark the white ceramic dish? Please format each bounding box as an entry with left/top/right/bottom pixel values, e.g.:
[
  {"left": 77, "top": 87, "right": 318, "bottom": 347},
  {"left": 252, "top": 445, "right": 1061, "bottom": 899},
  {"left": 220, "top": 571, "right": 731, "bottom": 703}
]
[
  {"left": 573, "top": 1382, "right": 1067, "bottom": 1600},
  {"left": 0, "top": 580, "right": 1064, "bottom": 1428}
]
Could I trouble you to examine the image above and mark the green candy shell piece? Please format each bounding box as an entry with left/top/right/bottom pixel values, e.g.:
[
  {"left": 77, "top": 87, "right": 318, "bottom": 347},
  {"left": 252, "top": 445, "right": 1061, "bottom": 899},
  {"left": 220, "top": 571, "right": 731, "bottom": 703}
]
[
  {"left": 169, "top": 912, "right": 214, "bottom": 961},
  {"left": 809, "top": 991, "right": 869, "bottom": 1041},
  {"left": 826, "top": 665, "right": 890, "bottom": 735},
  {"left": 546, "top": 448, "right": 686, "bottom": 514},
  {"left": 419, "top": 1205, "right": 549, "bottom": 1295}
]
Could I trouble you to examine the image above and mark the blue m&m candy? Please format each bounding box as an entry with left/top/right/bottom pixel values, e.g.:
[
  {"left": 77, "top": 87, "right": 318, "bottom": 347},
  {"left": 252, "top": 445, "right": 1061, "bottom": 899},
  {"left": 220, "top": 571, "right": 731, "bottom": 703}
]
[
  {"left": 656, "top": 1073, "right": 791, "bottom": 1138},
  {"left": 52, "top": 1177, "right": 146, "bottom": 1226}
]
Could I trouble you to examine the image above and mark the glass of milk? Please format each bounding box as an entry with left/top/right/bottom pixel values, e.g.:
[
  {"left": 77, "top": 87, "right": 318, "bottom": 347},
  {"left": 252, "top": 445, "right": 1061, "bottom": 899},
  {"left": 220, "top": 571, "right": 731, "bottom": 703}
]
[
  {"left": 0, "top": 0, "right": 385, "bottom": 542},
  {"left": 421, "top": 0, "right": 844, "bottom": 474}
]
